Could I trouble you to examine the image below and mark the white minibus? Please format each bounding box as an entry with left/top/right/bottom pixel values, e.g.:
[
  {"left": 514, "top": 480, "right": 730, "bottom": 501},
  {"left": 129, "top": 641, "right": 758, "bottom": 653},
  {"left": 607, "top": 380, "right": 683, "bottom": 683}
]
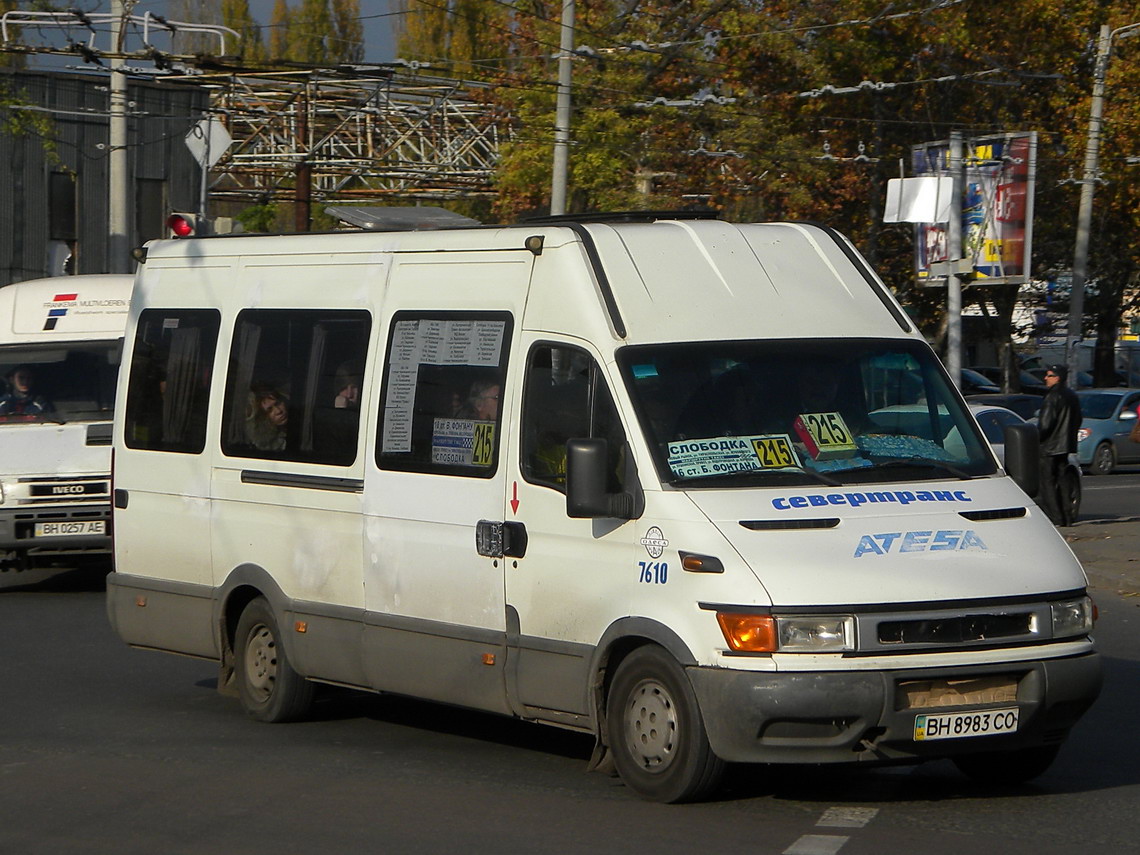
[
  {"left": 0, "top": 274, "right": 132, "bottom": 574},
  {"left": 106, "top": 215, "right": 1100, "bottom": 802}
]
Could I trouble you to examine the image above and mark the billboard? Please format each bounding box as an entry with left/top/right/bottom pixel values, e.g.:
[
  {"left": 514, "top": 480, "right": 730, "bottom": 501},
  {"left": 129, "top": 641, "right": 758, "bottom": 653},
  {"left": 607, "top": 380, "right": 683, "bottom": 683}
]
[{"left": 911, "top": 132, "right": 1036, "bottom": 286}]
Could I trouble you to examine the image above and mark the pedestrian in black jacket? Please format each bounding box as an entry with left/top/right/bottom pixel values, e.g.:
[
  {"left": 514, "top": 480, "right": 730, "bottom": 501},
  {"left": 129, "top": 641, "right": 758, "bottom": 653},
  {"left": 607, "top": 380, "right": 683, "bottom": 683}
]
[{"left": 1037, "top": 364, "right": 1082, "bottom": 525}]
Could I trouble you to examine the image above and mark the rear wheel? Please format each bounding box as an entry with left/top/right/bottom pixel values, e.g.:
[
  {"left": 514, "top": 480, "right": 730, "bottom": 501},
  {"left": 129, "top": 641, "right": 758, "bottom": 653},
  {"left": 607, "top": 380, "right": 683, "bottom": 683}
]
[
  {"left": 606, "top": 646, "right": 725, "bottom": 803},
  {"left": 953, "top": 744, "right": 1060, "bottom": 785},
  {"left": 234, "top": 597, "right": 314, "bottom": 723},
  {"left": 1089, "top": 441, "right": 1116, "bottom": 476}
]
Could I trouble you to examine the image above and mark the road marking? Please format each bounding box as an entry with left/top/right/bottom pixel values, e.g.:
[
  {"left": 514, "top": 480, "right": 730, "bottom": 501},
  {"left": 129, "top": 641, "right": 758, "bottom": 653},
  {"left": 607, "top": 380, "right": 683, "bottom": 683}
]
[
  {"left": 817, "top": 806, "right": 880, "bottom": 828},
  {"left": 783, "top": 835, "right": 849, "bottom": 855}
]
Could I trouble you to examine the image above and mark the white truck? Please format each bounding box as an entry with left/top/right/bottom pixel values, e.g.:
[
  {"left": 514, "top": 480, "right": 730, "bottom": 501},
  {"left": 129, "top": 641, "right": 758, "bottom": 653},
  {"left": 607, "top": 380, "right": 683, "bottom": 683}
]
[
  {"left": 106, "top": 215, "right": 1100, "bottom": 802},
  {"left": 0, "top": 275, "right": 132, "bottom": 574}
]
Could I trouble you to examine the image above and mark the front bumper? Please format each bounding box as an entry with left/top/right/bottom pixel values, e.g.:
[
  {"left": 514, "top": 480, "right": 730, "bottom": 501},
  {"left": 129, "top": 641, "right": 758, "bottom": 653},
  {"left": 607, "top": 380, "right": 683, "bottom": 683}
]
[
  {"left": 687, "top": 651, "right": 1102, "bottom": 764},
  {"left": 0, "top": 504, "right": 112, "bottom": 559}
]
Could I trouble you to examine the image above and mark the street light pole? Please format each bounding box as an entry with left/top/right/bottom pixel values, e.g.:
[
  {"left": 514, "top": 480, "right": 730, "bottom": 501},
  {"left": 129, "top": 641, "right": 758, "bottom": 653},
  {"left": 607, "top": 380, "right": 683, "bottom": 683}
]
[{"left": 1068, "top": 22, "right": 1140, "bottom": 379}]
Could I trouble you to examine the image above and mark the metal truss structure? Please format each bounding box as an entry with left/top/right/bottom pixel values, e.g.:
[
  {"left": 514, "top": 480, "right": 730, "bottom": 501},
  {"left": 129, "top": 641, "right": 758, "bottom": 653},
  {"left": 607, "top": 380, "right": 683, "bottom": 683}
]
[
  {"left": 0, "top": 8, "right": 508, "bottom": 204},
  {"left": 197, "top": 69, "right": 508, "bottom": 203}
]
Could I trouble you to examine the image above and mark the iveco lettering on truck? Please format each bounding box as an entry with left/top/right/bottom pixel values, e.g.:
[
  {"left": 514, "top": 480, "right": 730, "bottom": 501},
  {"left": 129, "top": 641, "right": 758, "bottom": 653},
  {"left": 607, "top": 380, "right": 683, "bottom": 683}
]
[
  {"left": 1, "top": 275, "right": 132, "bottom": 574},
  {"left": 106, "top": 213, "right": 1101, "bottom": 802}
]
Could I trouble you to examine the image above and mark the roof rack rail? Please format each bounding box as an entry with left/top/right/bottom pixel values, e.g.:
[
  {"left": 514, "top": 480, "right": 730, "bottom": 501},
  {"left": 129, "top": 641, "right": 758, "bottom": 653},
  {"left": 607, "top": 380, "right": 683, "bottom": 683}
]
[{"left": 519, "top": 209, "right": 721, "bottom": 225}]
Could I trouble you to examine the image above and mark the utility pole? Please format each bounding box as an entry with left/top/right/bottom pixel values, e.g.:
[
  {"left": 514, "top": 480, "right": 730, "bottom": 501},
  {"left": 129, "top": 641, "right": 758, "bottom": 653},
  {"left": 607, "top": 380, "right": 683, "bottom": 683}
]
[
  {"left": 947, "top": 131, "right": 964, "bottom": 389},
  {"left": 1068, "top": 22, "right": 1140, "bottom": 380},
  {"left": 108, "top": 0, "right": 131, "bottom": 272},
  {"left": 550, "top": 0, "right": 574, "bottom": 216}
]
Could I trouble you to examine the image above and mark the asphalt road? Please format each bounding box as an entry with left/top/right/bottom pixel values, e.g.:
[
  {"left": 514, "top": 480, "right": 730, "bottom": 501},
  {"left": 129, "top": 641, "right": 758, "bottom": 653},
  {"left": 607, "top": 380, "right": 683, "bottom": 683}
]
[{"left": 2, "top": 469, "right": 1138, "bottom": 854}]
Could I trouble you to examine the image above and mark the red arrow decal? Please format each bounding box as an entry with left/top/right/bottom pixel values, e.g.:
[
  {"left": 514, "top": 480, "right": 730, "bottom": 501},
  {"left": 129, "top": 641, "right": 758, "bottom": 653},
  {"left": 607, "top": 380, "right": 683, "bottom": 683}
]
[{"left": 510, "top": 481, "right": 520, "bottom": 514}]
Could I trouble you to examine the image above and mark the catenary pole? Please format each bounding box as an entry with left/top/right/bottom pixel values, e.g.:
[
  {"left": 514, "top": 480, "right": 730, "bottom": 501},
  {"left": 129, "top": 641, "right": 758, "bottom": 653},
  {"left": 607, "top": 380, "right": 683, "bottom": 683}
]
[
  {"left": 1068, "top": 22, "right": 1140, "bottom": 379},
  {"left": 108, "top": 0, "right": 130, "bottom": 272},
  {"left": 550, "top": 0, "right": 574, "bottom": 215}
]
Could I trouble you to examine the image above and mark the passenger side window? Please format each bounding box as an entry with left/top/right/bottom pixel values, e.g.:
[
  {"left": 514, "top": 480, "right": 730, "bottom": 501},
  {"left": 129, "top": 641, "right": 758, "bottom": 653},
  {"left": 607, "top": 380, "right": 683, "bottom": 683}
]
[
  {"left": 220, "top": 310, "right": 371, "bottom": 465},
  {"left": 123, "top": 309, "right": 220, "bottom": 454},
  {"left": 521, "top": 343, "right": 626, "bottom": 492},
  {"left": 375, "top": 311, "right": 512, "bottom": 478}
]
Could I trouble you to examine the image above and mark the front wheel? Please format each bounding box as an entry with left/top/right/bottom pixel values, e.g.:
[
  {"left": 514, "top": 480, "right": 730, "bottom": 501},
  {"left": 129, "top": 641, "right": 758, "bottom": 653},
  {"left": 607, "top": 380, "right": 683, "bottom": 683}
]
[
  {"left": 953, "top": 744, "right": 1060, "bottom": 785},
  {"left": 234, "top": 597, "right": 314, "bottom": 723},
  {"left": 1089, "top": 441, "right": 1116, "bottom": 476},
  {"left": 606, "top": 646, "right": 725, "bottom": 803}
]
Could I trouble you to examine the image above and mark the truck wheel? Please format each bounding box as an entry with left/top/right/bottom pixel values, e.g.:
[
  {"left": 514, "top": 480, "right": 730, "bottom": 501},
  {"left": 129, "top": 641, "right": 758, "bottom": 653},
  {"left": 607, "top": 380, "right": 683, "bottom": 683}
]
[
  {"left": 605, "top": 645, "right": 724, "bottom": 803},
  {"left": 1089, "top": 442, "right": 1115, "bottom": 476},
  {"left": 953, "top": 744, "right": 1060, "bottom": 785},
  {"left": 234, "top": 597, "right": 314, "bottom": 723}
]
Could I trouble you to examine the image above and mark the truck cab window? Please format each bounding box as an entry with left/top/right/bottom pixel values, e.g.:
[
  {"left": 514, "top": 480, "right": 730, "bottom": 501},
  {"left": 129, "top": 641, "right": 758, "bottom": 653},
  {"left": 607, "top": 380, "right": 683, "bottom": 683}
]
[{"left": 521, "top": 344, "right": 626, "bottom": 492}]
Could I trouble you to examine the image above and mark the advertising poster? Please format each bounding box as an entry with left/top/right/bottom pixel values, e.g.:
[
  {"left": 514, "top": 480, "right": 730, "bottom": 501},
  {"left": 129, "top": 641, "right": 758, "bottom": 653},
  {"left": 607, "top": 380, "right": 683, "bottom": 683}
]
[{"left": 912, "top": 132, "right": 1036, "bottom": 286}]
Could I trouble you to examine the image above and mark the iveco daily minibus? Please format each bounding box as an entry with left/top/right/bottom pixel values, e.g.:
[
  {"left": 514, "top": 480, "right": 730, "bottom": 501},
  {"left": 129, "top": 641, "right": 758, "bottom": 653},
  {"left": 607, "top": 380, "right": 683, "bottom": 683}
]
[
  {"left": 106, "top": 214, "right": 1100, "bottom": 802},
  {"left": 0, "top": 274, "right": 131, "bottom": 574}
]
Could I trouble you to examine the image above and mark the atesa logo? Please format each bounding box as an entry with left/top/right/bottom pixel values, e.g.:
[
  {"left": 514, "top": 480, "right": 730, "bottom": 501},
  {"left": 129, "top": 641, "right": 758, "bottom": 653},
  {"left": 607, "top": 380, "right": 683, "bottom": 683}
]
[{"left": 854, "top": 530, "right": 987, "bottom": 558}]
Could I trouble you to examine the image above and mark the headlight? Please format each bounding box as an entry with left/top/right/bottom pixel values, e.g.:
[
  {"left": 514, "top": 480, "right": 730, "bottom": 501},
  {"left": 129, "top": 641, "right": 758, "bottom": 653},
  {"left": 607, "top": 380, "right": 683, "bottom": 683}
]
[
  {"left": 717, "top": 613, "right": 854, "bottom": 652},
  {"left": 1051, "top": 597, "right": 1095, "bottom": 638}
]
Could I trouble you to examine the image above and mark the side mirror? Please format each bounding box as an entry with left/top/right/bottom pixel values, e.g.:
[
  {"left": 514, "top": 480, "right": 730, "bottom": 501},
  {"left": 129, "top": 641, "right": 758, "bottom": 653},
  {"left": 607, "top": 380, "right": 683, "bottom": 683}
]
[
  {"left": 1004, "top": 423, "right": 1039, "bottom": 498},
  {"left": 565, "top": 438, "right": 643, "bottom": 520},
  {"left": 1119, "top": 409, "right": 1137, "bottom": 421}
]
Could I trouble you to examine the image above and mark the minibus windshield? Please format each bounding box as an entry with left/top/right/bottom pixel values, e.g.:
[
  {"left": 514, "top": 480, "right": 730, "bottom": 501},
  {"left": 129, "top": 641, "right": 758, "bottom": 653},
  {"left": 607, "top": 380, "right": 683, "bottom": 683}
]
[
  {"left": 0, "top": 342, "right": 120, "bottom": 424},
  {"left": 618, "top": 338, "right": 997, "bottom": 487}
]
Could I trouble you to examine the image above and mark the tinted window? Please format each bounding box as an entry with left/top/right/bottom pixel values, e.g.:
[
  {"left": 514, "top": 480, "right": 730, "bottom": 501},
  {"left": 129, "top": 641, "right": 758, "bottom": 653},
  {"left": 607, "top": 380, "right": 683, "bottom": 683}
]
[
  {"left": 124, "top": 309, "right": 220, "bottom": 453},
  {"left": 521, "top": 343, "right": 626, "bottom": 492},
  {"left": 1, "top": 342, "right": 120, "bottom": 423},
  {"left": 221, "top": 310, "right": 371, "bottom": 465},
  {"left": 619, "top": 338, "right": 995, "bottom": 486},
  {"left": 376, "top": 312, "right": 511, "bottom": 477}
]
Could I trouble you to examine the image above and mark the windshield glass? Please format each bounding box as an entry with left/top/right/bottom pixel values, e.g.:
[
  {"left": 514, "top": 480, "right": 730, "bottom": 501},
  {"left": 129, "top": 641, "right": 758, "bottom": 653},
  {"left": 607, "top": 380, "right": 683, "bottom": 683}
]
[
  {"left": 618, "top": 338, "right": 996, "bottom": 487},
  {"left": 0, "top": 341, "right": 121, "bottom": 423}
]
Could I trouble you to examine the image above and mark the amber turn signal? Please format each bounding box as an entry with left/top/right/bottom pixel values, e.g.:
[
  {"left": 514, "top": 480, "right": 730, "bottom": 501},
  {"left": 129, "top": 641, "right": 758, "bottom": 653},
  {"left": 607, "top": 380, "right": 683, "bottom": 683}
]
[{"left": 716, "top": 613, "right": 777, "bottom": 652}]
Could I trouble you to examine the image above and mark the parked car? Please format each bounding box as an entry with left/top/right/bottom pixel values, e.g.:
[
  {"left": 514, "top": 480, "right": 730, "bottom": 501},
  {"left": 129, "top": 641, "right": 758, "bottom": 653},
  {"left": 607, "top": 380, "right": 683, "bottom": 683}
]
[
  {"left": 1076, "top": 388, "right": 1140, "bottom": 475},
  {"left": 971, "top": 366, "right": 1048, "bottom": 394},
  {"left": 964, "top": 393, "right": 1041, "bottom": 420},
  {"left": 968, "top": 403, "right": 1081, "bottom": 522},
  {"left": 960, "top": 368, "right": 1000, "bottom": 395}
]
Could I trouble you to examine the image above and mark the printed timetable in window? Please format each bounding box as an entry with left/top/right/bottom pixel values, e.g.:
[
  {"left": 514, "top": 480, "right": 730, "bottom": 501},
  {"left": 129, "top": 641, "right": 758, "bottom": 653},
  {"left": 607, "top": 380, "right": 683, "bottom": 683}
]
[{"left": 382, "top": 318, "right": 506, "bottom": 453}]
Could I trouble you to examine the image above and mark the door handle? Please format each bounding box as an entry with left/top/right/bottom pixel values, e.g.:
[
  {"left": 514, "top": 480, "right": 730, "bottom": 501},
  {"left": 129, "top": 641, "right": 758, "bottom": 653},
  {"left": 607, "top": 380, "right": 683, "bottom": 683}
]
[{"left": 475, "top": 520, "right": 528, "bottom": 559}]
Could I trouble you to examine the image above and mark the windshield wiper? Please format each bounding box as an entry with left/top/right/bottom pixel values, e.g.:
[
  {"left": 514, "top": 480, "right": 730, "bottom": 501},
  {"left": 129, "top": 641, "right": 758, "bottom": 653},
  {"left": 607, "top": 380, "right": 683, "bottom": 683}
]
[{"left": 872, "top": 457, "right": 973, "bottom": 480}]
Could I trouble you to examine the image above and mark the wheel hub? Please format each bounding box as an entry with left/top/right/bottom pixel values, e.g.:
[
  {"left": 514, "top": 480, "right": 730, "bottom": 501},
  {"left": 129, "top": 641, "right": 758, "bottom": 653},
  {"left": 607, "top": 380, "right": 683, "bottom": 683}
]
[
  {"left": 622, "top": 678, "right": 678, "bottom": 771},
  {"left": 244, "top": 624, "right": 278, "bottom": 701}
]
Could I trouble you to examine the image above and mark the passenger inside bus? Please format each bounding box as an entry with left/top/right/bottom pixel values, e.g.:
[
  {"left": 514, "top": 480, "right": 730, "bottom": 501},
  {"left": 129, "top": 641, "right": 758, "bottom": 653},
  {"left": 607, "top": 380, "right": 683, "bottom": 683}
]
[
  {"left": 0, "top": 365, "right": 54, "bottom": 416},
  {"left": 245, "top": 384, "right": 289, "bottom": 451}
]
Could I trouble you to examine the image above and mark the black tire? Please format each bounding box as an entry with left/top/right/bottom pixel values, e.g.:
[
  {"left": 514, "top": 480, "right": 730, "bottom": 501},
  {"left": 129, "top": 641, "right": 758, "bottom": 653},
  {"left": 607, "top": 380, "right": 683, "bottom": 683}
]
[
  {"left": 234, "top": 597, "right": 314, "bottom": 723},
  {"left": 953, "top": 744, "right": 1060, "bottom": 785},
  {"left": 1089, "top": 442, "right": 1115, "bottom": 476},
  {"left": 605, "top": 646, "right": 725, "bottom": 803},
  {"left": 1061, "top": 469, "right": 1081, "bottom": 525}
]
